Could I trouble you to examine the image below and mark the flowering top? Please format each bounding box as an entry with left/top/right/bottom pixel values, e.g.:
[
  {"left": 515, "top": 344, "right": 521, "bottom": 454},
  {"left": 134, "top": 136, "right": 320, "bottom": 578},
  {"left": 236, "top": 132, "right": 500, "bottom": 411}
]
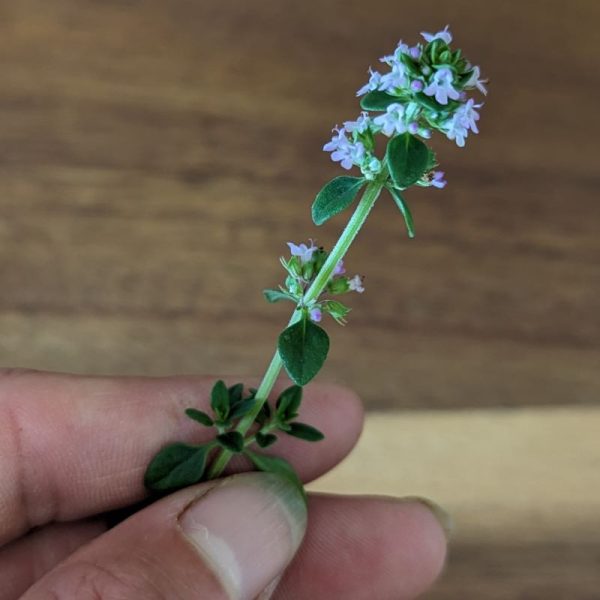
[{"left": 323, "top": 26, "right": 487, "bottom": 180}]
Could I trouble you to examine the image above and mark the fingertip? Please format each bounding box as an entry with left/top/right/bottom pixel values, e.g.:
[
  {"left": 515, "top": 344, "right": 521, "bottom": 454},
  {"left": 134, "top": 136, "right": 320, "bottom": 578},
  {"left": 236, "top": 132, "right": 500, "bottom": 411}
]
[{"left": 393, "top": 498, "right": 449, "bottom": 593}]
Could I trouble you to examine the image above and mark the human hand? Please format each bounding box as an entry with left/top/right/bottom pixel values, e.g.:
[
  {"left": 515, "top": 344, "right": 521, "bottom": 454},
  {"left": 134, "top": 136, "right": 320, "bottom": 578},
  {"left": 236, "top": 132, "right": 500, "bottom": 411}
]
[{"left": 0, "top": 370, "right": 448, "bottom": 599}]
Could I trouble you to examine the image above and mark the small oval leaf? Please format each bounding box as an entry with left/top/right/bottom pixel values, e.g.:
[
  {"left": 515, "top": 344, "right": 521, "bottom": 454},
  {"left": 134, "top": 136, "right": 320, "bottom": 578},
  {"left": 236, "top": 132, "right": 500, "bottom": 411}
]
[
  {"left": 210, "top": 380, "right": 230, "bottom": 420},
  {"left": 228, "top": 383, "right": 244, "bottom": 406},
  {"left": 312, "top": 176, "right": 365, "bottom": 226},
  {"left": 287, "top": 422, "right": 325, "bottom": 442},
  {"left": 144, "top": 443, "right": 208, "bottom": 492},
  {"left": 360, "top": 90, "right": 401, "bottom": 111},
  {"left": 276, "top": 385, "right": 303, "bottom": 421},
  {"left": 229, "top": 397, "right": 257, "bottom": 420},
  {"left": 386, "top": 133, "right": 430, "bottom": 189},
  {"left": 278, "top": 318, "right": 330, "bottom": 386},
  {"left": 217, "top": 431, "right": 245, "bottom": 453},
  {"left": 256, "top": 432, "right": 278, "bottom": 448},
  {"left": 185, "top": 408, "right": 214, "bottom": 427}
]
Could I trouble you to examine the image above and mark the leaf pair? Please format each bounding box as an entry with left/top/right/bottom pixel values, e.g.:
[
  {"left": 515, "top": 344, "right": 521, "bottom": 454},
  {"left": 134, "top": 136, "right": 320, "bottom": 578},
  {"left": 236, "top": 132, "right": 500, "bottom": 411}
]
[
  {"left": 275, "top": 385, "right": 324, "bottom": 442},
  {"left": 145, "top": 440, "right": 307, "bottom": 500}
]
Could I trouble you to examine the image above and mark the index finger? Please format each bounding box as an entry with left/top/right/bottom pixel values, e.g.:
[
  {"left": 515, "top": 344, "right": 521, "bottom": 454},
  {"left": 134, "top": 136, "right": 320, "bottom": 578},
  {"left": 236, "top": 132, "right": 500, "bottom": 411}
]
[{"left": 0, "top": 370, "right": 363, "bottom": 546}]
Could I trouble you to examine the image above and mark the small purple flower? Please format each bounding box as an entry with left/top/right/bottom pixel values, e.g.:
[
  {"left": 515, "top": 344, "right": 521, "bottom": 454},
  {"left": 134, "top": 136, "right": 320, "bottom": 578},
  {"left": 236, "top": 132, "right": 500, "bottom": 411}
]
[
  {"left": 356, "top": 68, "right": 382, "bottom": 96},
  {"left": 333, "top": 260, "right": 346, "bottom": 276},
  {"left": 430, "top": 171, "right": 447, "bottom": 189},
  {"left": 309, "top": 307, "right": 323, "bottom": 323},
  {"left": 423, "top": 67, "right": 460, "bottom": 105},
  {"left": 373, "top": 103, "right": 408, "bottom": 137},
  {"left": 287, "top": 240, "right": 318, "bottom": 264},
  {"left": 421, "top": 25, "right": 452, "bottom": 45},
  {"left": 379, "top": 41, "right": 409, "bottom": 66},
  {"left": 349, "top": 274, "right": 365, "bottom": 294},
  {"left": 344, "top": 112, "right": 371, "bottom": 135},
  {"left": 410, "top": 80, "right": 424, "bottom": 92},
  {"left": 379, "top": 64, "right": 407, "bottom": 93},
  {"left": 465, "top": 66, "right": 488, "bottom": 96},
  {"left": 323, "top": 128, "right": 366, "bottom": 170},
  {"left": 443, "top": 99, "right": 482, "bottom": 147}
]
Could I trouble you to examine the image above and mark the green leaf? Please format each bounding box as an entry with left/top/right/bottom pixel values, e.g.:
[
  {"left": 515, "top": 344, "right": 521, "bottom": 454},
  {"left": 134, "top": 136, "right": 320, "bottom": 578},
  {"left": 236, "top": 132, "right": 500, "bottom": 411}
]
[
  {"left": 245, "top": 450, "right": 306, "bottom": 503},
  {"left": 386, "top": 133, "right": 430, "bottom": 189},
  {"left": 229, "top": 397, "right": 257, "bottom": 420},
  {"left": 255, "top": 400, "right": 272, "bottom": 427},
  {"left": 228, "top": 383, "right": 244, "bottom": 407},
  {"left": 398, "top": 53, "right": 422, "bottom": 78},
  {"left": 144, "top": 443, "right": 209, "bottom": 492},
  {"left": 184, "top": 408, "right": 214, "bottom": 427},
  {"left": 312, "top": 176, "right": 365, "bottom": 226},
  {"left": 278, "top": 317, "right": 330, "bottom": 386},
  {"left": 263, "top": 289, "right": 296, "bottom": 303},
  {"left": 388, "top": 187, "right": 415, "bottom": 238},
  {"left": 360, "top": 90, "right": 402, "bottom": 111},
  {"left": 216, "top": 431, "right": 245, "bottom": 453},
  {"left": 287, "top": 422, "right": 325, "bottom": 442},
  {"left": 256, "top": 432, "right": 278, "bottom": 448},
  {"left": 211, "top": 380, "right": 230, "bottom": 420},
  {"left": 276, "top": 385, "right": 303, "bottom": 421}
]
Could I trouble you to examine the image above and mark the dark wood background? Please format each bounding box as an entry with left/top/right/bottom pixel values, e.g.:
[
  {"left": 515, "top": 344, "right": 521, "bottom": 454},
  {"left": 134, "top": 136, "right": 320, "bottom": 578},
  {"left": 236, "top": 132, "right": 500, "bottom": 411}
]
[{"left": 0, "top": 0, "right": 598, "bottom": 597}]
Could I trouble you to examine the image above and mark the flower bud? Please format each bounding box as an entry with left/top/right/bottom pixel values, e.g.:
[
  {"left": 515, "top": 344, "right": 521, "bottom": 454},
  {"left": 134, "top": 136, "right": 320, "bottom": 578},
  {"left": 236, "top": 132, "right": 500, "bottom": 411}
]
[{"left": 327, "top": 277, "right": 350, "bottom": 295}]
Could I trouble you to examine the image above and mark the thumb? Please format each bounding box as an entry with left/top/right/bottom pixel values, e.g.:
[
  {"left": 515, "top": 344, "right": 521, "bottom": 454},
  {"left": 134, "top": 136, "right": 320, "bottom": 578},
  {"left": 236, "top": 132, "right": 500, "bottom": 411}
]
[{"left": 24, "top": 473, "right": 307, "bottom": 600}]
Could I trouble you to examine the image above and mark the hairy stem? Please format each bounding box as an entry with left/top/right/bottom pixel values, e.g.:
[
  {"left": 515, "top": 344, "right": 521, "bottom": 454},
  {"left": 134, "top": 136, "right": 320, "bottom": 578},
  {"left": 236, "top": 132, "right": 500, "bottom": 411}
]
[{"left": 206, "top": 176, "right": 386, "bottom": 479}]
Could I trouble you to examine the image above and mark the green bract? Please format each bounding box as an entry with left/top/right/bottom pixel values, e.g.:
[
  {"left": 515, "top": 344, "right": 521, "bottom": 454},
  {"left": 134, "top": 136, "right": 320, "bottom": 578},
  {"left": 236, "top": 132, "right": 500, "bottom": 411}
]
[
  {"left": 263, "top": 289, "right": 297, "bottom": 303},
  {"left": 388, "top": 187, "right": 415, "bottom": 238}
]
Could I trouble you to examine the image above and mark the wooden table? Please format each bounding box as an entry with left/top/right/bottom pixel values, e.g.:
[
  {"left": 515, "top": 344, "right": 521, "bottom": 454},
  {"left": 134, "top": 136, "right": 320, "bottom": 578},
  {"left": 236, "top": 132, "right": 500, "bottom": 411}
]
[{"left": 0, "top": 1, "right": 598, "bottom": 596}]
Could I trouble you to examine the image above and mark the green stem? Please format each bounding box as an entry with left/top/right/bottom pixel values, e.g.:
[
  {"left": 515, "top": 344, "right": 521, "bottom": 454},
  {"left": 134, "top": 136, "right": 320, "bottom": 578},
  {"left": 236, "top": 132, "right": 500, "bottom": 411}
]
[{"left": 206, "top": 176, "right": 386, "bottom": 479}]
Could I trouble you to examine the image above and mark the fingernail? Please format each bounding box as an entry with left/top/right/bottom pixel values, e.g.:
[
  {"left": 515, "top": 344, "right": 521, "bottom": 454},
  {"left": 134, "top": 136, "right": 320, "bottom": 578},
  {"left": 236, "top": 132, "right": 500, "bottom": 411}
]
[
  {"left": 179, "top": 472, "right": 307, "bottom": 600},
  {"left": 400, "top": 496, "right": 453, "bottom": 541}
]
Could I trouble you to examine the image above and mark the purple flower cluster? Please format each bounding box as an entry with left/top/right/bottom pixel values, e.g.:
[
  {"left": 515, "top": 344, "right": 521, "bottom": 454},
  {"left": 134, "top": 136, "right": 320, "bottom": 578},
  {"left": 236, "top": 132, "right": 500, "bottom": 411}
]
[
  {"left": 323, "top": 26, "right": 487, "bottom": 177},
  {"left": 282, "top": 242, "right": 364, "bottom": 324}
]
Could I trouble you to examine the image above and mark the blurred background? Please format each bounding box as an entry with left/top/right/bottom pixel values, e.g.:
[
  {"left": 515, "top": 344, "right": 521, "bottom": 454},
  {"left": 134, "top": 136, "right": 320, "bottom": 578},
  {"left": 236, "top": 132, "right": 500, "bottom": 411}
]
[{"left": 0, "top": 0, "right": 598, "bottom": 597}]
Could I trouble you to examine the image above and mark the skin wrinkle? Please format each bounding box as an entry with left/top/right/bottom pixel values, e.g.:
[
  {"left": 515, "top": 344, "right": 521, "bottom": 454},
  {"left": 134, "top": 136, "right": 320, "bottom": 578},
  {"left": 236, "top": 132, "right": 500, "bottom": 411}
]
[
  {"left": 4, "top": 398, "right": 33, "bottom": 536},
  {"left": 47, "top": 560, "right": 164, "bottom": 600},
  {"left": 1, "top": 381, "right": 64, "bottom": 544}
]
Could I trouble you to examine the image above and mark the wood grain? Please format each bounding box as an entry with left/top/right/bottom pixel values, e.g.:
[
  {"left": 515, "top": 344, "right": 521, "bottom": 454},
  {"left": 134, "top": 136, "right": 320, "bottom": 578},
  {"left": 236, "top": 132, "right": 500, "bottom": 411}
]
[{"left": 0, "top": 0, "right": 598, "bottom": 409}]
